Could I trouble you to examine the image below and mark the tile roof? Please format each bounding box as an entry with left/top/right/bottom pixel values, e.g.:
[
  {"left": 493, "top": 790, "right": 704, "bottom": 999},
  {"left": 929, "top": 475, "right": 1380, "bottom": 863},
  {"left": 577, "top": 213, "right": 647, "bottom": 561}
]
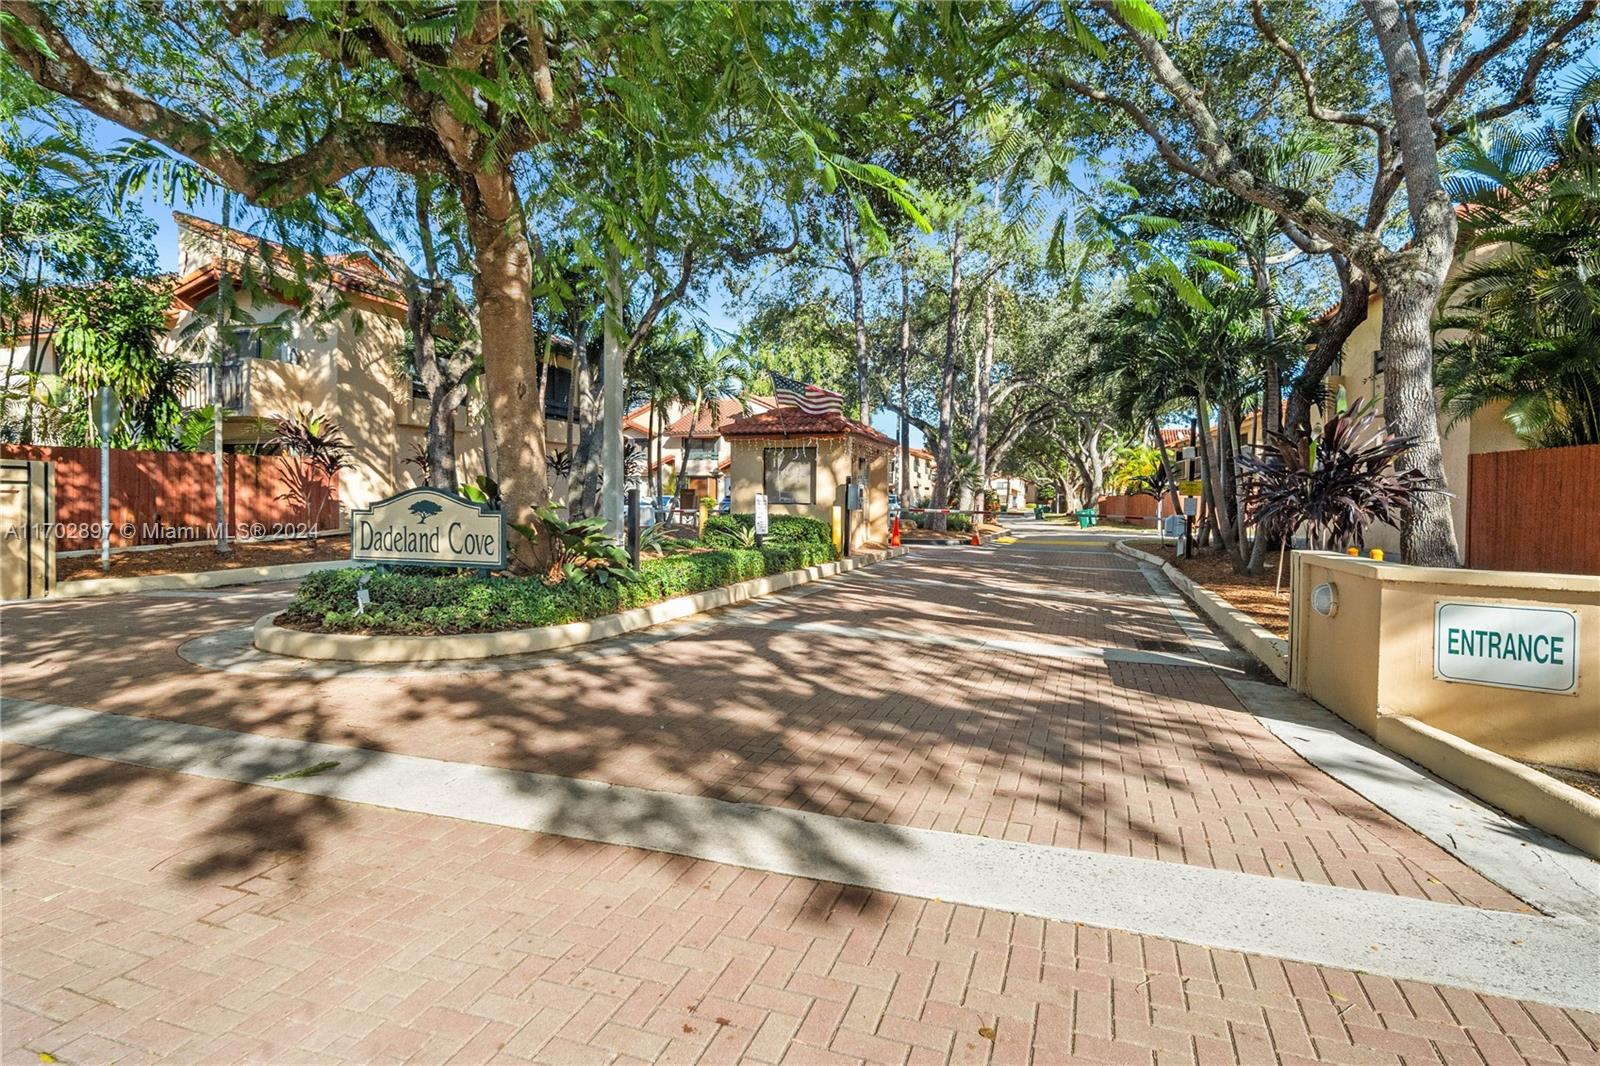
[
  {"left": 720, "top": 407, "right": 896, "bottom": 450},
  {"left": 661, "top": 396, "right": 775, "bottom": 436},
  {"left": 173, "top": 212, "right": 406, "bottom": 308}
]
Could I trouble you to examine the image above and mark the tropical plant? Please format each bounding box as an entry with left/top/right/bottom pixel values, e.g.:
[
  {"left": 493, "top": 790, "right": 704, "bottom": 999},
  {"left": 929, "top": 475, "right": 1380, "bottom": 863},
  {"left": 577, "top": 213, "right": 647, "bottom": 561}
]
[
  {"left": 1240, "top": 399, "right": 1433, "bottom": 555},
  {"left": 512, "top": 507, "right": 635, "bottom": 588},
  {"left": 270, "top": 408, "right": 350, "bottom": 535},
  {"left": 1436, "top": 84, "right": 1600, "bottom": 447},
  {"left": 461, "top": 474, "right": 502, "bottom": 511}
]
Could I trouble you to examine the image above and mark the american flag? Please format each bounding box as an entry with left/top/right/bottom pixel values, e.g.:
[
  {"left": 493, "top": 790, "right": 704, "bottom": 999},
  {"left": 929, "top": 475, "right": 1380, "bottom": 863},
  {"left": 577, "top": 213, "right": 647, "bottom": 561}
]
[{"left": 770, "top": 370, "right": 845, "bottom": 415}]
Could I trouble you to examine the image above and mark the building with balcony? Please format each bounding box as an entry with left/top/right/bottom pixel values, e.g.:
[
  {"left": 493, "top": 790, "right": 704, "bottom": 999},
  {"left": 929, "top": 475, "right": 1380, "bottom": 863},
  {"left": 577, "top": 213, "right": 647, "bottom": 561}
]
[{"left": 4, "top": 212, "right": 580, "bottom": 512}]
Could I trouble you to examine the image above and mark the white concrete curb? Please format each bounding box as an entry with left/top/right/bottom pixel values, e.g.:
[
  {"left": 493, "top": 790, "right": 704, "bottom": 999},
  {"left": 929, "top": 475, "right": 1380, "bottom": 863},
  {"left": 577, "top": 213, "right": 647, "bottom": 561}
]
[
  {"left": 255, "top": 548, "right": 908, "bottom": 662},
  {"left": 1116, "top": 540, "right": 1290, "bottom": 681},
  {"left": 54, "top": 558, "right": 360, "bottom": 600},
  {"left": 1378, "top": 713, "right": 1600, "bottom": 860}
]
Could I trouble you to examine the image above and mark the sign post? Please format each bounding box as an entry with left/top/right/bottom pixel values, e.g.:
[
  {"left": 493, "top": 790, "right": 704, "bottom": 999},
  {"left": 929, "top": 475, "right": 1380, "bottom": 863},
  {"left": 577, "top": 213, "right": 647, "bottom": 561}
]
[
  {"left": 840, "top": 477, "right": 853, "bottom": 558},
  {"left": 626, "top": 488, "right": 640, "bottom": 569},
  {"left": 349, "top": 487, "right": 507, "bottom": 569},
  {"left": 753, "top": 492, "right": 768, "bottom": 550}
]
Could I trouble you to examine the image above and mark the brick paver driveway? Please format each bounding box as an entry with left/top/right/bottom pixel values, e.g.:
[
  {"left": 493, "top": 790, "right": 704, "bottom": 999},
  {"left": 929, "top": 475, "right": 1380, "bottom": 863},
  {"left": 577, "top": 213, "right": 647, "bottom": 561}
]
[{"left": 3, "top": 525, "right": 1596, "bottom": 1064}]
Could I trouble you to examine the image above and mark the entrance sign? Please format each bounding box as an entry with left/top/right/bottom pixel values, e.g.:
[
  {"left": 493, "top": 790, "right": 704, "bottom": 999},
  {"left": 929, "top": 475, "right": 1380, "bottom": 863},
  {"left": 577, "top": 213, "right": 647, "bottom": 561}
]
[
  {"left": 351, "top": 487, "right": 506, "bottom": 569},
  {"left": 753, "top": 493, "right": 769, "bottom": 535},
  {"left": 1434, "top": 601, "right": 1578, "bottom": 694}
]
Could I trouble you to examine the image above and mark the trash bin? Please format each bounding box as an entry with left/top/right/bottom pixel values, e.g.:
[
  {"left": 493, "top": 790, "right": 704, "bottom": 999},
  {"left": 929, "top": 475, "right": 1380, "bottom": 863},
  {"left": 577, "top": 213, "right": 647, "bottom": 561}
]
[
  {"left": 1076, "top": 509, "right": 1097, "bottom": 528},
  {"left": 1033, "top": 504, "right": 1045, "bottom": 520}
]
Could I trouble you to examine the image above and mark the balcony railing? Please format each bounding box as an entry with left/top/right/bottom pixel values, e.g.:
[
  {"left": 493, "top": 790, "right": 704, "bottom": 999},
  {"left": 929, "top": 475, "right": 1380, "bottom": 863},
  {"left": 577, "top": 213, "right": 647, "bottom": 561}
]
[{"left": 181, "top": 360, "right": 250, "bottom": 413}]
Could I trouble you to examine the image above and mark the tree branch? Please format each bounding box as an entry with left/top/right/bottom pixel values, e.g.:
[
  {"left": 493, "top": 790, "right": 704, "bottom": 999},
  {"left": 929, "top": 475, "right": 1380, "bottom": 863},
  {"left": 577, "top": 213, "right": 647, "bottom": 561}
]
[
  {"left": 1441, "top": 2, "right": 1597, "bottom": 137},
  {"left": 1250, "top": 1, "right": 1389, "bottom": 144},
  {"left": 2, "top": 2, "right": 447, "bottom": 206}
]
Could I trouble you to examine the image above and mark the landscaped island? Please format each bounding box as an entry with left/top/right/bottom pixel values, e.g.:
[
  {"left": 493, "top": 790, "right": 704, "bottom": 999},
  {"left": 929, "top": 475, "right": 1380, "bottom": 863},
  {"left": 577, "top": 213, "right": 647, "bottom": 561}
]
[{"left": 277, "top": 514, "right": 838, "bottom": 636}]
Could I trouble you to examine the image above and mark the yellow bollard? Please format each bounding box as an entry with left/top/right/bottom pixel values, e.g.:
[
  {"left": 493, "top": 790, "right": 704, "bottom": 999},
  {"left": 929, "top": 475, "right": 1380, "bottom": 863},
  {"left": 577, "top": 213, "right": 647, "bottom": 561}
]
[
  {"left": 831, "top": 506, "right": 843, "bottom": 551},
  {"left": 1346, "top": 546, "right": 1360, "bottom": 556},
  {"left": 1369, "top": 548, "right": 1384, "bottom": 561}
]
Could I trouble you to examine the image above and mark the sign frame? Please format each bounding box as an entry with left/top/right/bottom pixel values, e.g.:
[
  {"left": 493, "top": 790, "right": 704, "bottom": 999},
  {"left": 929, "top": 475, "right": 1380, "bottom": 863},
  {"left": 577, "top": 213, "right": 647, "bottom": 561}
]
[
  {"left": 350, "top": 486, "right": 508, "bottom": 570},
  {"left": 1433, "top": 600, "right": 1579, "bottom": 695},
  {"left": 753, "top": 493, "right": 769, "bottom": 535}
]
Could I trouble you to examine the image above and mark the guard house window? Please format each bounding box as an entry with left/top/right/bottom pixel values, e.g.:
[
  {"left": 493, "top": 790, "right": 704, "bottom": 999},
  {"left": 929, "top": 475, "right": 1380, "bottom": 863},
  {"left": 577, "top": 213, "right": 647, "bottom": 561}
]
[
  {"left": 764, "top": 447, "right": 816, "bottom": 504},
  {"left": 1372, "top": 348, "right": 1384, "bottom": 377}
]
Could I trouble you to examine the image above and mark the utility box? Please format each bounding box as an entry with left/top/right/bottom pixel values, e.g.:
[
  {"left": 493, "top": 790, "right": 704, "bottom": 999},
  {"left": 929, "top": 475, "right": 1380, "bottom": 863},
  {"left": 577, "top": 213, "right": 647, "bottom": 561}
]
[{"left": 0, "top": 459, "right": 56, "bottom": 600}]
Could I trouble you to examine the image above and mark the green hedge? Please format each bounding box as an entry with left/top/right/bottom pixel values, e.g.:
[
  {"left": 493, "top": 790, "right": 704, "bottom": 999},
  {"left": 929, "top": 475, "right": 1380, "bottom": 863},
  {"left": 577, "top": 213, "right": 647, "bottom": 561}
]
[
  {"left": 702, "top": 512, "right": 833, "bottom": 548},
  {"left": 278, "top": 541, "right": 839, "bottom": 635}
]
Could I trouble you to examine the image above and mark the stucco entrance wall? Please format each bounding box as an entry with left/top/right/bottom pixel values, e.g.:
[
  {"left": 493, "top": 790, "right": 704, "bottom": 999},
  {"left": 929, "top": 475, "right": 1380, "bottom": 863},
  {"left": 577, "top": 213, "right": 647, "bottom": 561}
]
[{"left": 1290, "top": 551, "right": 1599, "bottom": 773}]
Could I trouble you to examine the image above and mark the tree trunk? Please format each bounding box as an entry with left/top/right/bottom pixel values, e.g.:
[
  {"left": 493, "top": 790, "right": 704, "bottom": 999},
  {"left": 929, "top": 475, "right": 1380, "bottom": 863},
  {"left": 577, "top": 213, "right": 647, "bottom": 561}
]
[
  {"left": 411, "top": 285, "right": 458, "bottom": 491},
  {"left": 465, "top": 183, "right": 547, "bottom": 551},
  {"left": 1150, "top": 420, "right": 1182, "bottom": 516},
  {"left": 212, "top": 189, "right": 232, "bottom": 555},
  {"left": 1193, "top": 392, "right": 1231, "bottom": 551},
  {"left": 601, "top": 245, "right": 625, "bottom": 540},
  {"left": 898, "top": 262, "right": 911, "bottom": 497},
  {"left": 1287, "top": 257, "right": 1368, "bottom": 438},
  {"left": 1374, "top": 262, "right": 1461, "bottom": 565},
  {"left": 974, "top": 270, "right": 994, "bottom": 509},
  {"left": 1364, "top": 0, "right": 1461, "bottom": 567},
  {"left": 842, "top": 210, "right": 870, "bottom": 423},
  {"left": 930, "top": 222, "right": 962, "bottom": 531}
]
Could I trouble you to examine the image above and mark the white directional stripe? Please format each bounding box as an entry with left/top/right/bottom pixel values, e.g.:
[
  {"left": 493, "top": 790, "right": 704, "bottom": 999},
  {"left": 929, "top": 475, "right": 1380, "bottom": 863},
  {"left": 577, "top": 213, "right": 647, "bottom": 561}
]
[{"left": 720, "top": 619, "right": 1233, "bottom": 671}]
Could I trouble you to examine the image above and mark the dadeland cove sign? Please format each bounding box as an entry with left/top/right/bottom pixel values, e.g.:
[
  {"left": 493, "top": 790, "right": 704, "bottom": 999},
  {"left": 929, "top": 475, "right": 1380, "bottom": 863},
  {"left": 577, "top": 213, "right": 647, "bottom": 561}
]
[
  {"left": 350, "top": 487, "right": 506, "bottom": 570},
  {"left": 1434, "top": 601, "right": 1579, "bottom": 695}
]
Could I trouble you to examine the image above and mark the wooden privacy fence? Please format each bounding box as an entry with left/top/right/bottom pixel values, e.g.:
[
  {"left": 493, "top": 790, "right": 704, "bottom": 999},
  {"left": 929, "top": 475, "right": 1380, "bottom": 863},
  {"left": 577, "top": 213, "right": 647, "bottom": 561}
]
[
  {"left": 1468, "top": 444, "right": 1600, "bottom": 575},
  {"left": 0, "top": 445, "right": 339, "bottom": 552},
  {"left": 1096, "top": 492, "right": 1198, "bottom": 526}
]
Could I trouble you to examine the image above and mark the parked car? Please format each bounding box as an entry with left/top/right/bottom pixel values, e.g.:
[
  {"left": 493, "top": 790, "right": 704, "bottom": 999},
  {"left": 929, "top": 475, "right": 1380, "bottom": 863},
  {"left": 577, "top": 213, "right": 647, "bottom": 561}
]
[
  {"left": 887, "top": 493, "right": 901, "bottom": 516},
  {"left": 718, "top": 493, "right": 731, "bottom": 514}
]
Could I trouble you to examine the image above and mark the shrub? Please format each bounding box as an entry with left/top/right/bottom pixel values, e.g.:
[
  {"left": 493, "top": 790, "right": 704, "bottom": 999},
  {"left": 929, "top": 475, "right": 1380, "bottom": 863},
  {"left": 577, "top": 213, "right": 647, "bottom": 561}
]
[
  {"left": 946, "top": 513, "right": 973, "bottom": 532},
  {"left": 702, "top": 512, "right": 833, "bottom": 548},
  {"left": 279, "top": 541, "right": 840, "bottom": 635}
]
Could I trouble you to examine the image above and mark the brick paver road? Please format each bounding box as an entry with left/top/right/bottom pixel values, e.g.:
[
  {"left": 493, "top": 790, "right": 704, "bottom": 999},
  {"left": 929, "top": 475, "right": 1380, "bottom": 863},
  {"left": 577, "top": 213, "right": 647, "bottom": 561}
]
[{"left": 2, "top": 532, "right": 1596, "bottom": 1064}]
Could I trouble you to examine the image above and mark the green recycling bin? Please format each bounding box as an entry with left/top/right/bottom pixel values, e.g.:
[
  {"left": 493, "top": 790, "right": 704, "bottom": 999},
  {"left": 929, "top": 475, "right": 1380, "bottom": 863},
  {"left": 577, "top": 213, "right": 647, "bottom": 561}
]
[
  {"left": 1033, "top": 504, "right": 1045, "bottom": 520},
  {"left": 1076, "top": 509, "right": 1097, "bottom": 528}
]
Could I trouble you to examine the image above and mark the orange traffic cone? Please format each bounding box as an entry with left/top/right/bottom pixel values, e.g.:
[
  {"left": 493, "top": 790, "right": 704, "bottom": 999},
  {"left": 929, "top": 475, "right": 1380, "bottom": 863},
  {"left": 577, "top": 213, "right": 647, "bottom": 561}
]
[
  {"left": 890, "top": 516, "right": 901, "bottom": 547},
  {"left": 969, "top": 522, "right": 981, "bottom": 546}
]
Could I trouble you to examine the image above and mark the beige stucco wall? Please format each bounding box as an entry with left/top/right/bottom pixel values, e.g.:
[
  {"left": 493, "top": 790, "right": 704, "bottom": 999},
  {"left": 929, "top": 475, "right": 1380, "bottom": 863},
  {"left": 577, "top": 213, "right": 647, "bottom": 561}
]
[
  {"left": 729, "top": 436, "right": 890, "bottom": 550},
  {"left": 1291, "top": 551, "right": 1600, "bottom": 772}
]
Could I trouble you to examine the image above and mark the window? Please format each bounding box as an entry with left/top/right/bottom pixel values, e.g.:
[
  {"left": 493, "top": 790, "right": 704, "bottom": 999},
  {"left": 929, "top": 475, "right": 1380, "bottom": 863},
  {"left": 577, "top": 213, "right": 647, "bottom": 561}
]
[
  {"left": 543, "top": 365, "right": 572, "bottom": 421},
  {"left": 1372, "top": 348, "right": 1384, "bottom": 377},
  {"left": 764, "top": 447, "right": 816, "bottom": 504},
  {"left": 686, "top": 438, "right": 719, "bottom": 461}
]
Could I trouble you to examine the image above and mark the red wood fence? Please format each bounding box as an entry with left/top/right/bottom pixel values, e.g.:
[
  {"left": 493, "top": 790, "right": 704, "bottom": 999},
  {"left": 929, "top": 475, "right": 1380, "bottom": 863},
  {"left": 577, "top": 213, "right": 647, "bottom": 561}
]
[
  {"left": 1096, "top": 493, "right": 1199, "bottom": 526},
  {"left": 0, "top": 445, "right": 339, "bottom": 552},
  {"left": 1468, "top": 444, "right": 1600, "bottom": 575}
]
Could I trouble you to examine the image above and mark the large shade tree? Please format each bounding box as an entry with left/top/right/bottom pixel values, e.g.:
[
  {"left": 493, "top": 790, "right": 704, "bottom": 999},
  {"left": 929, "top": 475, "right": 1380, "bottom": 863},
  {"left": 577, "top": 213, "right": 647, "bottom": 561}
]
[
  {"left": 0, "top": 1, "right": 914, "bottom": 552},
  {"left": 1034, "top": 0, "right": 1598, "bottom": 565}
]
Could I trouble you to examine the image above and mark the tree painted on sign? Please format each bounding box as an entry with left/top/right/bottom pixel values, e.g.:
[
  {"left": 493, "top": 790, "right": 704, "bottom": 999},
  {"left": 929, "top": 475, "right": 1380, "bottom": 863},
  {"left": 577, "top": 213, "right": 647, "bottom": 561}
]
[{"left": 409, "top": 500, "right": 444, "bottom": 524}]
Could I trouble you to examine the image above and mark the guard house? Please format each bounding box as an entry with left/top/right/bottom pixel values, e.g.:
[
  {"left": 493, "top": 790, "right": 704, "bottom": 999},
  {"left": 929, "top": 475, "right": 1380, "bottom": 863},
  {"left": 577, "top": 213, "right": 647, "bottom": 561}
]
[{"left": 721, "top": 409, "right": 894, "bottom": 551}]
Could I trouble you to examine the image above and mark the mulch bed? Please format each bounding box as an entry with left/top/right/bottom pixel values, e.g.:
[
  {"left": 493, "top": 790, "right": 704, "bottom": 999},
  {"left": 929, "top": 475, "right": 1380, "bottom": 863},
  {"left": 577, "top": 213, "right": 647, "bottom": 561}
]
[
  {"left": 1156, "top": 543, "right": 1293, "bottom": 638},
  {"left": 1526, "top": 763, "right": 1600, "bottom": 800},
  {"left": 59, "top": 535, "right": 351, "bottom": 582}
]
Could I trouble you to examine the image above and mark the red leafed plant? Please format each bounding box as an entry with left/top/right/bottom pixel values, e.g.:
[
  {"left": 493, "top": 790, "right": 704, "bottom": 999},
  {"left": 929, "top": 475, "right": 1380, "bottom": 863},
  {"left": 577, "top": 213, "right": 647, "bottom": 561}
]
[{"left": 1240, "top": 398, "right": 1438, "bottom": 554}]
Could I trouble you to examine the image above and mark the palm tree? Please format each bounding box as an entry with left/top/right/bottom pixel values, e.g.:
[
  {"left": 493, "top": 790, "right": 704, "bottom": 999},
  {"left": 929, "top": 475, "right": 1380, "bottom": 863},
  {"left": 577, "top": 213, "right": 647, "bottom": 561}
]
[
  {"left": 675, "top": 344, "right": 746, "bottom": 506},
  {"left": 1437, "top": 80, "right": 1600, "bottom": 447},
  {"left": 1086, "top": 276, "right": 1293, "bottom": 573}
]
